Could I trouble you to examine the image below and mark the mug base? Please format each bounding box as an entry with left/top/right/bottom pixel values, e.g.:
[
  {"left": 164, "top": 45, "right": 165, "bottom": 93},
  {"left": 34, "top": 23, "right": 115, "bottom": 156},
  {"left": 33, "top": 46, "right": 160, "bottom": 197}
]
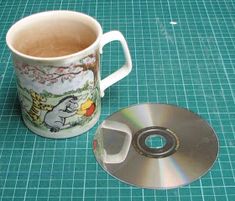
[{"left": 22, "top": 111, "right": 100, "bottom": 139}]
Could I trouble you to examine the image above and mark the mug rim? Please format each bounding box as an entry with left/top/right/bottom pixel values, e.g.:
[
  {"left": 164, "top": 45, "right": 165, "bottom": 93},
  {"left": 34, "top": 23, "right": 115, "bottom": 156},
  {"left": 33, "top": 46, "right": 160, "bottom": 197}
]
[{"left": 6, "top": 10, "right": 103, "bottom": 61}]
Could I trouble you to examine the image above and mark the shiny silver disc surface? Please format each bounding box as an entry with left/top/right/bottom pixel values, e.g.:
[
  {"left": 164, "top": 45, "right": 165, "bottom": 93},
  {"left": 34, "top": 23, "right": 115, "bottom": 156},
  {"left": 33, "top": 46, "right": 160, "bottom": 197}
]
[{"left": 93, "top": 103, "right": 219, "bottom": 189}]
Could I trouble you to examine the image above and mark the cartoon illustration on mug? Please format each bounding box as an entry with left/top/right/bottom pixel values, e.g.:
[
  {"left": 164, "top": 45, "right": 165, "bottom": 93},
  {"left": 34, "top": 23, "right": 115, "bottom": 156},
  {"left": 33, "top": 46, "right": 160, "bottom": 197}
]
[
  {"left": 14, "top": 53, "right": 99, "bottom": 86},
  {"left": 78, "top": 98, "right": 96, "bottom": 117},
  {"left": 44, "top": 96, "right": 78, "bottom": 132},
  {"left": 27, "top": 90, "right": 53, "bottom": 123},
  {"left": 15, "top": 52, "right": 100, "bottom": 133}
]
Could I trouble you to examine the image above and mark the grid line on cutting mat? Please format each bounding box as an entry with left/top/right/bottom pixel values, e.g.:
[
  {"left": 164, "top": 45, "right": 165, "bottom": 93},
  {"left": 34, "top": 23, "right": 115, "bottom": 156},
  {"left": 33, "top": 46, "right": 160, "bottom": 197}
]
[{"left": 0, "top": 0, "right": 234, "bottom": 200}]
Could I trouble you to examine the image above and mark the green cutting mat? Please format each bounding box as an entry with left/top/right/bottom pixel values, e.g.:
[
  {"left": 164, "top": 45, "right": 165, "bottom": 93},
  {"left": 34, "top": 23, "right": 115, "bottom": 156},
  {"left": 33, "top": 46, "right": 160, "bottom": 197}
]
[{"left": 0, "top": 0, "right": 235, "bottom": 200}]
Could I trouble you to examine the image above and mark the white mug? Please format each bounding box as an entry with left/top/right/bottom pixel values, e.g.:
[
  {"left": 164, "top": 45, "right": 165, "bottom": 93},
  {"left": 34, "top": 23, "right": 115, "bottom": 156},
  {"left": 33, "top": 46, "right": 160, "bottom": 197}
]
[{"left": 6, "top": 10, "right": 132, "bottom": 138}]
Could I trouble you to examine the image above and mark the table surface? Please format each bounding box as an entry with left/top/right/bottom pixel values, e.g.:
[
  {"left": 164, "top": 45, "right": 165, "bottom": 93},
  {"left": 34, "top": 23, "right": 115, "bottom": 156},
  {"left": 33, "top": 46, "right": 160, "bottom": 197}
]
[{"left": 0, "top": 0, "right": 235, "bottom": 200}]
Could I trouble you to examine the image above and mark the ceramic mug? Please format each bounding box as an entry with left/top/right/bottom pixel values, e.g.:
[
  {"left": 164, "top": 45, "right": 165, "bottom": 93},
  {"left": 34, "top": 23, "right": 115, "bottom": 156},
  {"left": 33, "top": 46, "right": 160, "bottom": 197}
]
[{"left": 6, "top": 10, "right": 132, "bottom": 138}]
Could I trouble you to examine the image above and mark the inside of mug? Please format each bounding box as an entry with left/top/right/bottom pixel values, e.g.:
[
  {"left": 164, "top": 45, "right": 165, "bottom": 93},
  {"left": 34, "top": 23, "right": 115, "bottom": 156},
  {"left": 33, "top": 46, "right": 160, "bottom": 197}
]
[{"left": 8, "top": 12, "right": 99, "bottom": 58}]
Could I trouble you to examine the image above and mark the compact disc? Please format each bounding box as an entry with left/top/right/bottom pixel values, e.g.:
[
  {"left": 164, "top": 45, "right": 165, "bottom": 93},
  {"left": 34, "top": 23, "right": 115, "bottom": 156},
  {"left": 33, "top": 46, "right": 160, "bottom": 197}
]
[{"left": 93, "top": 103, "right": 218, "bottom": 189}]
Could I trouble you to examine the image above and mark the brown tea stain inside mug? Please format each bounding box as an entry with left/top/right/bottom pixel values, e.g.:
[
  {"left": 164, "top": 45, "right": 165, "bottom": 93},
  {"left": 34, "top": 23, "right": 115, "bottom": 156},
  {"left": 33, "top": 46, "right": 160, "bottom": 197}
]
[
  {"left": 13, "top": 20, "right": 97, "bottom": 57},
  {"left": 22, "top": 36, "right": 87, "bottom": 57}
]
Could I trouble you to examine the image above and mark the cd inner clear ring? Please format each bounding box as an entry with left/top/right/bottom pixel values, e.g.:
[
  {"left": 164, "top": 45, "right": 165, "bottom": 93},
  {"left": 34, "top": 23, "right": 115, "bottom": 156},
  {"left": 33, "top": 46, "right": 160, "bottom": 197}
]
[{"left": 132, "top": 126, "right": 179, "bottom": 158}]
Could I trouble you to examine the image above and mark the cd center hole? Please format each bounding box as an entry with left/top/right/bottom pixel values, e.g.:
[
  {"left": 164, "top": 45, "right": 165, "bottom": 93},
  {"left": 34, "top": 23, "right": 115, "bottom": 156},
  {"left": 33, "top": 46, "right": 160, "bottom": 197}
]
[{"left": 145, "top": 134, "right": 166, "bottom": 149}]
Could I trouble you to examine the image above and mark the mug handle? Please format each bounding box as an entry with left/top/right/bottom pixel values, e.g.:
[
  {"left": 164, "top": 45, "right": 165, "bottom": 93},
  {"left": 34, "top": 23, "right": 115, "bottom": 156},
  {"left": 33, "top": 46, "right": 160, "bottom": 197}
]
[
  {"left": 99, "top": 31, "right": 132, "bottom": 97},
  {"left": 101, "top": 120, "right": 132, "bottom": 164}
]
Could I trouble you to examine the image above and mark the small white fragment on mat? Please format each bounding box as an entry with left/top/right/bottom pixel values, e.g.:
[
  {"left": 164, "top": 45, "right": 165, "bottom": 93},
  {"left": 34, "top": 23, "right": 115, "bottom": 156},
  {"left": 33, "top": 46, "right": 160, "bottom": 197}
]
[
  {"left": 229, "top": 140, "right": 235, "bottom": 146},
  {"left": 170, "top": 21, "right": 177, "bottom": 25}
]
